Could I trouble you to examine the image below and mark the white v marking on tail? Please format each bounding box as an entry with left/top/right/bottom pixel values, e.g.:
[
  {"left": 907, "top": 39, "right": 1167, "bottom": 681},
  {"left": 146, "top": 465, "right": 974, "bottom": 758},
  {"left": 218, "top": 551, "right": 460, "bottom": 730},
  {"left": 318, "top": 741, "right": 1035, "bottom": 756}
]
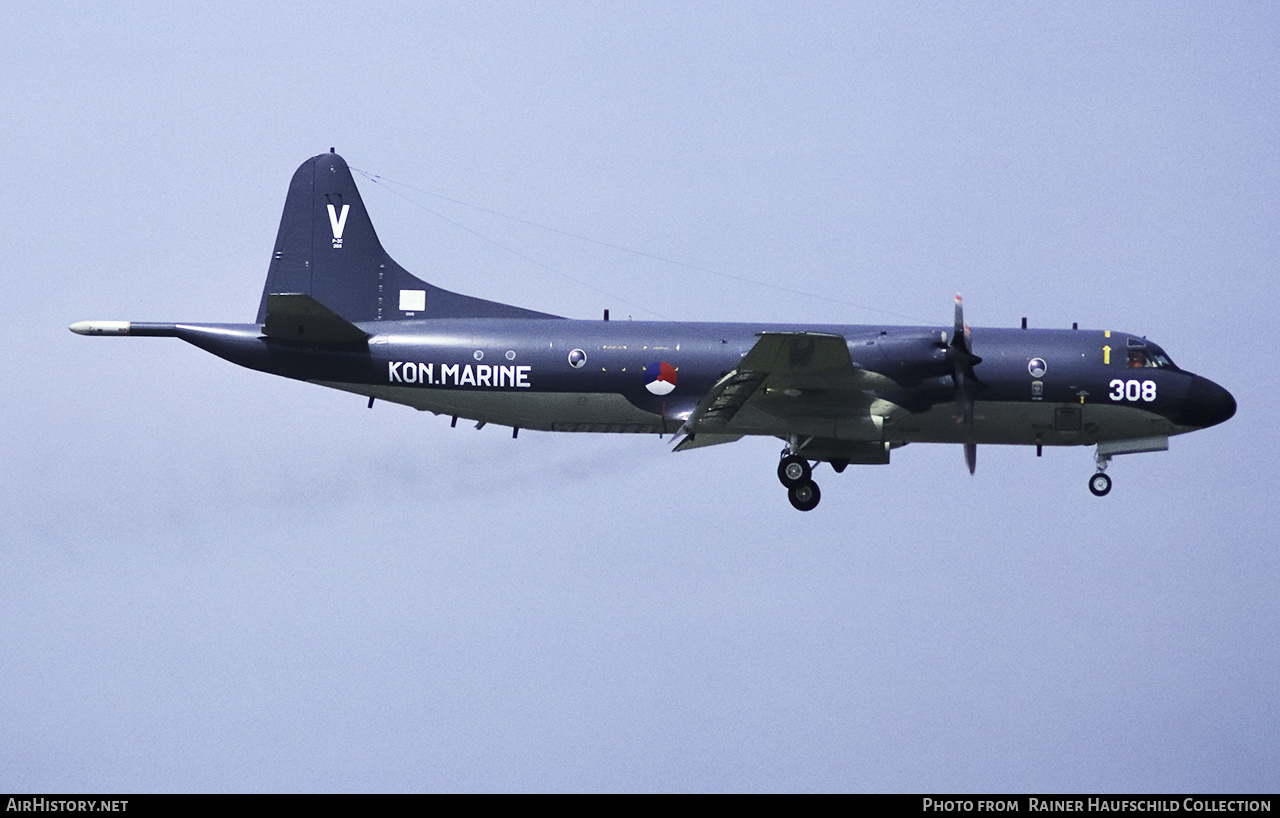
[{"left": 327, "top": 204, "right": 350, "bottom": 245}]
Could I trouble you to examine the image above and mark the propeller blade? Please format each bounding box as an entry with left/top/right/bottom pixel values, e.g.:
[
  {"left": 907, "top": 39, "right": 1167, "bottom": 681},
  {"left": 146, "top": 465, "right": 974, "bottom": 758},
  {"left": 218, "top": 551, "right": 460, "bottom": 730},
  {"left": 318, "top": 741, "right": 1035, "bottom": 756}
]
[
  {"left": 953, "top": 362, "right": 977, "bottom": 474},
  {"left": 951, "top": 293, "right": 979, "bottom": 475},
  {"left": 948, "top": 294, "right": 980, "bottom": 364}
]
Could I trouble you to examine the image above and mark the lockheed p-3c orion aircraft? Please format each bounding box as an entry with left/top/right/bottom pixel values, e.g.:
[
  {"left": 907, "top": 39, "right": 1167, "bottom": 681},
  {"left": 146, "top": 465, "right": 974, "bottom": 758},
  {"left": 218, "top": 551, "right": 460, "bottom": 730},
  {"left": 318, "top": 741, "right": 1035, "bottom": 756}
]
[{"left": 71, "top": 151, "right": 1236, "bottom": 511}]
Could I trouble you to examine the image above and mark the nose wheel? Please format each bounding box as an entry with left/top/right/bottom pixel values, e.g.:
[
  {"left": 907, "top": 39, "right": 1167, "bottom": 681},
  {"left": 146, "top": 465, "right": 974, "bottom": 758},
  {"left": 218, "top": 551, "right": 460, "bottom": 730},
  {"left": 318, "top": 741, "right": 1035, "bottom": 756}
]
[{"left": 1089, "top": 472, "right": 1112, "bottom": 496}]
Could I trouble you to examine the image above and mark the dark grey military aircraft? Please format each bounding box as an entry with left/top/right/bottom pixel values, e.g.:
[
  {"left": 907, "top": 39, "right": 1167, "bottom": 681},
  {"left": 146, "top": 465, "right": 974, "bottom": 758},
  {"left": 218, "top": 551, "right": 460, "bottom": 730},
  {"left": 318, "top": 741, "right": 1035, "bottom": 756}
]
[{"left": 71, "top": 151, "right": 1236, "bottom": 510}]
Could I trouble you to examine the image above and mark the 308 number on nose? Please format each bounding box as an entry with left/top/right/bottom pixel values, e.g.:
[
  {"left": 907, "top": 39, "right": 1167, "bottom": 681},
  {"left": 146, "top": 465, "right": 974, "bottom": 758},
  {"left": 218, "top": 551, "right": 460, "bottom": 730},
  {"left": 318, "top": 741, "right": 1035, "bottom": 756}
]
[{"left": 1109, "top": 379, "right": 1156, "bottom": 402}]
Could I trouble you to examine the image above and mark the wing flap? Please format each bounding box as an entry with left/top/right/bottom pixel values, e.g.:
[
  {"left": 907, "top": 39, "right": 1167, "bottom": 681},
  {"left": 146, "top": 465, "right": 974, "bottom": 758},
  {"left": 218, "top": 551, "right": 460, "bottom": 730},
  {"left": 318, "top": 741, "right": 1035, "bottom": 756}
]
[
  {"left": 690, "top": 370, "right": 768, "bottom": 431},
  {"left": 672, "top": 433, "right": 745, "bottom": 452}
]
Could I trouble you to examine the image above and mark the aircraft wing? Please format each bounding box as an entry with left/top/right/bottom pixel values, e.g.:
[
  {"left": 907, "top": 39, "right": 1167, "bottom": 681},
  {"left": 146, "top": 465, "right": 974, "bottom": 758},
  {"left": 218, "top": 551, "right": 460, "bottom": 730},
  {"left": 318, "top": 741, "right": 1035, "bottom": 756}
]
[{"left": 675, "top": 332, "right": 888, "bottom": 449}]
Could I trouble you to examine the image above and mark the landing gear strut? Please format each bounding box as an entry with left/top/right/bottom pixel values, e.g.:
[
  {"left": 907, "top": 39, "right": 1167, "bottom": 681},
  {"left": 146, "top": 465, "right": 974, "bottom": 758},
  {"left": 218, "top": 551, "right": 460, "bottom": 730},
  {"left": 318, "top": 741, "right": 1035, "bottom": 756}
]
[
  {"left": 1090, "top": 451, "right": 1112, "bottom": 497},
  {"left": 779, "top": 448, "right": 821, "bottom": 511}
]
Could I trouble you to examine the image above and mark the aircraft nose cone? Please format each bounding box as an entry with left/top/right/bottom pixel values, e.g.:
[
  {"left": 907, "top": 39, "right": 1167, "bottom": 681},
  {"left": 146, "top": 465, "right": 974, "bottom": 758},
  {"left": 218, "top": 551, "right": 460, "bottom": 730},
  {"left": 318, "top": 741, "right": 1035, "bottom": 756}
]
[{"left": 1179, "top": 376, "right": 1236, "bottom": 428}]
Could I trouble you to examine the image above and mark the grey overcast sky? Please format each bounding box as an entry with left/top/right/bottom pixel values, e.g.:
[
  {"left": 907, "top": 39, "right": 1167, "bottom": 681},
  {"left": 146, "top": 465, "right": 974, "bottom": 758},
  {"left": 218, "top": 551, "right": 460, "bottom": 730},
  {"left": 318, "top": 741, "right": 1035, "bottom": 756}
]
[{"left": 3, "top": 1, "right": 1277, "bottom": 793}]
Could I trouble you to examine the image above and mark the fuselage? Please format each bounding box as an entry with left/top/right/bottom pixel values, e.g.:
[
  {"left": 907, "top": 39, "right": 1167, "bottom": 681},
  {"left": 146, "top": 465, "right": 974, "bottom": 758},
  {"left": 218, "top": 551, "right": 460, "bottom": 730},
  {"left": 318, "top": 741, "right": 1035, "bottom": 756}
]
[{"left": 163, "top": 318, "right": 1236, "bottom": 449}]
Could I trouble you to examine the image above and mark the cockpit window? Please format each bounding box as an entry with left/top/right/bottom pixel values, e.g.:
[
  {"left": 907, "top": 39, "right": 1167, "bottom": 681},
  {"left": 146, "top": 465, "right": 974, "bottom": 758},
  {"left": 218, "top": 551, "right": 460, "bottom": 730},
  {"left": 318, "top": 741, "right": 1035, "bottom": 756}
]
[
  {"left": 1126, "top": 346, "right": 1177, "bottom": 370},
  {"left": 1149, "top": 349, "right": 1176, "bottom": 369}
]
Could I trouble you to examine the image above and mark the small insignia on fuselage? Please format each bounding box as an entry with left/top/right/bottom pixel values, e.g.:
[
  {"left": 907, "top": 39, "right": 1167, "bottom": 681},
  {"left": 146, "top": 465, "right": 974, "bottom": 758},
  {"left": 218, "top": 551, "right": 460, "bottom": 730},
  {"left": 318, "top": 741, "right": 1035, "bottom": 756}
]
[{"left": 644, "top": 361, "right": 677, "bottom": 395}]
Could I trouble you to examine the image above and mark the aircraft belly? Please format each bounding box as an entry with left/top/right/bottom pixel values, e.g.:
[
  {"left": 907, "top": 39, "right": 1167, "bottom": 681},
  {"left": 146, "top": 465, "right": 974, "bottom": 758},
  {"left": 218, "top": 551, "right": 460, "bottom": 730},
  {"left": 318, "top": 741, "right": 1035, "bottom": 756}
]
[
  {"left": 883, "top": 401, "right": 1176, "bottom": 446},
  {"left": 313, "top": 381, "right": 667, "bottom": 433}
]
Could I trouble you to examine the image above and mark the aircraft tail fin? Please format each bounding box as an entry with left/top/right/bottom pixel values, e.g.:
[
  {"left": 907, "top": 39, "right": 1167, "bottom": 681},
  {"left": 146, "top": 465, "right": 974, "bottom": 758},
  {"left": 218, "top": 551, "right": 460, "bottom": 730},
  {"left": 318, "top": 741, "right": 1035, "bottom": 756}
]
[{"left": 255, "top": 151, "right": 557, "bottom": 325}]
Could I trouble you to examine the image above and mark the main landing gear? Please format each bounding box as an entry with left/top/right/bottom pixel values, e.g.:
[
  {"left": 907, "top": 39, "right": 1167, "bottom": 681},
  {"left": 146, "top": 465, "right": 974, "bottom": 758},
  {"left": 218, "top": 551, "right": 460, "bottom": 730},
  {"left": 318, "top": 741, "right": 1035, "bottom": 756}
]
[{"left": 778, "top": 451, "right": 821, "bottom": 511}]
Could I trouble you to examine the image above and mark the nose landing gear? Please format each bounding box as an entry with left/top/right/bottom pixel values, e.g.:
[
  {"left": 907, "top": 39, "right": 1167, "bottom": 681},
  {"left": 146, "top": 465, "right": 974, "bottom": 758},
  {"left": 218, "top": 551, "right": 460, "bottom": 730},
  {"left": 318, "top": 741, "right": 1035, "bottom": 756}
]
[
  {"left": 1090, "top": 450, "right": 1112, "bottom": 496},
  {"left": 1085, "top": 437, "right": 1168, "bottom": 497}
]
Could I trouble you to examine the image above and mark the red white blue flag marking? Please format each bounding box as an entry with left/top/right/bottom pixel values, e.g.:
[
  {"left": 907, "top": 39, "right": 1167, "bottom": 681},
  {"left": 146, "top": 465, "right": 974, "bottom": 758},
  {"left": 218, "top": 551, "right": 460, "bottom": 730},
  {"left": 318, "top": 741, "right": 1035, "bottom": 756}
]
[{"left": 644, "top": 361, "right": 677, "bottom": 395}]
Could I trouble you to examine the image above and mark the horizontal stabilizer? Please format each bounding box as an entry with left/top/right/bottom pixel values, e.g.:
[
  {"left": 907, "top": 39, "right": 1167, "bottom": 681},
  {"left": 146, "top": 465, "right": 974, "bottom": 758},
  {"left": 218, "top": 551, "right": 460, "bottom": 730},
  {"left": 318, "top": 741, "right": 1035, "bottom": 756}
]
[{"left": 262, "top": 293, "right": 369, "bottom": 344}]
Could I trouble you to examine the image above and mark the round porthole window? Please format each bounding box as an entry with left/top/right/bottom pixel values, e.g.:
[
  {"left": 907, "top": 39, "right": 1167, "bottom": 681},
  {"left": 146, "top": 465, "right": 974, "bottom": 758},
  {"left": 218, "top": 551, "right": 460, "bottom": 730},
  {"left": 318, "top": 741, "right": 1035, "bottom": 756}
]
[
  {"left": 1028, "top": 358, "right": 1047, "bottom": 378},
  {"left": 568, "top": 349, "right": 587, "bottom": 368},
  {"left": 505, "top": 350, "right": 516, "bottom": 361},
  {"left": 473, "top": 350, "right": 484, "bottom": 361}
]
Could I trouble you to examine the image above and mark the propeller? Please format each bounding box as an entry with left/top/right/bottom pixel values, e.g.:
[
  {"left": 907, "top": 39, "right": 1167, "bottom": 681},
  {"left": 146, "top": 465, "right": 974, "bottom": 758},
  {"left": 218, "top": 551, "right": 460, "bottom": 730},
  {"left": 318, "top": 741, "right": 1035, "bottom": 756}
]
[{"left": 948, "top": 294, "right": 982, "bottom": 474}]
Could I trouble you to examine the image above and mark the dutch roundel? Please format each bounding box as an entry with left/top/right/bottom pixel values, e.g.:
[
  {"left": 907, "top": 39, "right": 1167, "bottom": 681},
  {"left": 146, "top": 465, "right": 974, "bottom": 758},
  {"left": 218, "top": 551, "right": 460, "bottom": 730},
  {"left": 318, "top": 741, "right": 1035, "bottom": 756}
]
[{"left": 644, "top": 361, "right": 677, "bottom": 395}]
